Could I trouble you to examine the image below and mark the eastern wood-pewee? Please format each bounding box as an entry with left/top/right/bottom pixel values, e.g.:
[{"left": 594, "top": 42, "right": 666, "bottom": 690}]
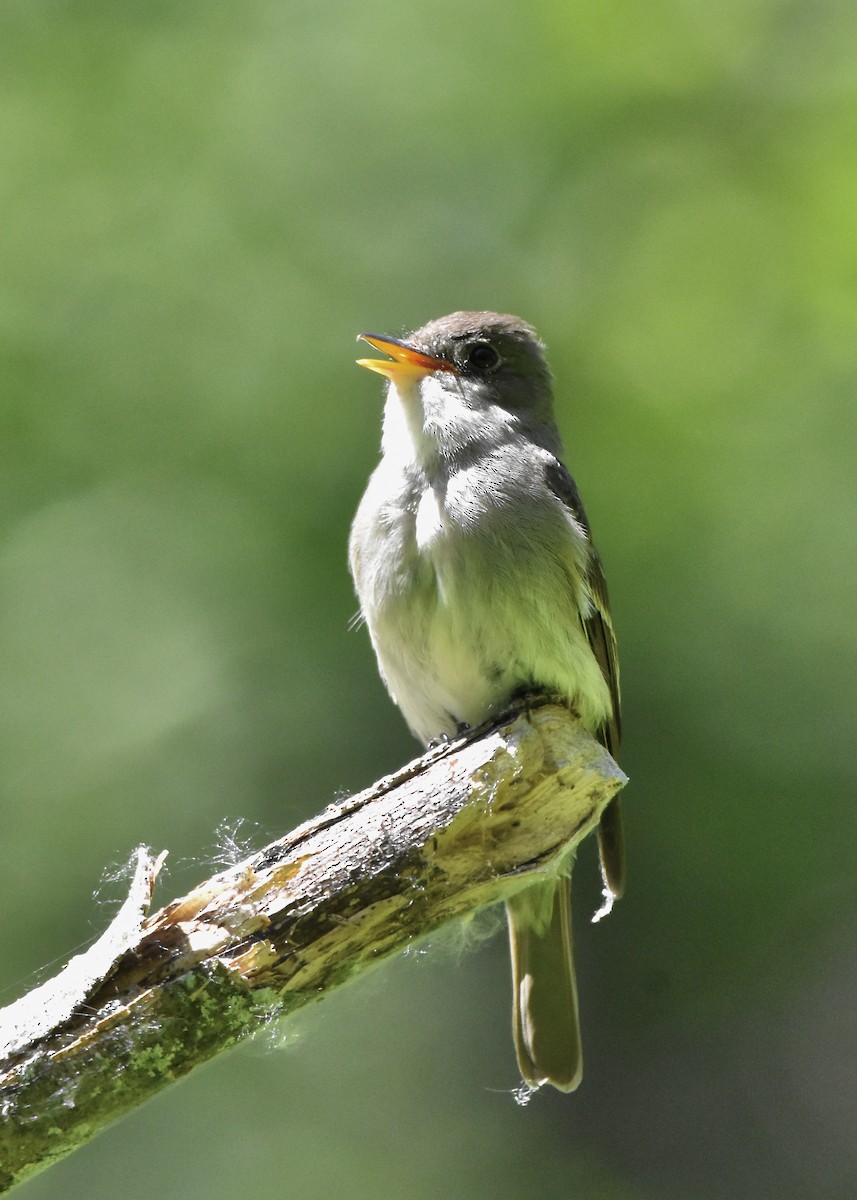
[{"left": 349, "top": 311, "right": 623, "bottom": 1092}]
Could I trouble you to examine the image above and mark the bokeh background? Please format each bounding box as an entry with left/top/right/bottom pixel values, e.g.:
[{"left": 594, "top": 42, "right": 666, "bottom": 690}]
[{"left": 2, "top": 1, "right": 855, "bottom": 1197}]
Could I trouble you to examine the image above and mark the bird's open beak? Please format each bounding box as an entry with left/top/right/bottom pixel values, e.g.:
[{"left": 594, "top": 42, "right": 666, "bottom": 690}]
[{"left": 356, "top": 333, "right": 455, "bottom": 381}]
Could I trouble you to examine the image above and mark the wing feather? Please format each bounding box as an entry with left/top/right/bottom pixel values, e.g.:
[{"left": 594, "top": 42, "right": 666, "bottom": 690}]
[{"left": 545, "top": 459, "right": 625, "bottom": 897}]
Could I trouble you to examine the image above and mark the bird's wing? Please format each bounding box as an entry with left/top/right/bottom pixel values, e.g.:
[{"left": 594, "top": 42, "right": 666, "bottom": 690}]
[{"left": 544, "top": 458, "right": 625, "bottom": 897}]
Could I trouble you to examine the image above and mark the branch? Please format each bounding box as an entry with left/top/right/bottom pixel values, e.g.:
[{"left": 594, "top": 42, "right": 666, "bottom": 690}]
[{"left": 0, "top": 701, "right": 627, "bottom": 1191}]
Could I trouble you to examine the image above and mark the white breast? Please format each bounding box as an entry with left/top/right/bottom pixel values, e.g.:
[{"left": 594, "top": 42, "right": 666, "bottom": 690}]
[{"left": 414, "top": 486, "right": 445, "bottom": 554}]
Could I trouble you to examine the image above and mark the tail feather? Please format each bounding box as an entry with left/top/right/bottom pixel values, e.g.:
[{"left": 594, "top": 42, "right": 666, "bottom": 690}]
[{"left": 506, "top": 880, "right": 582, "bottom": 1092}]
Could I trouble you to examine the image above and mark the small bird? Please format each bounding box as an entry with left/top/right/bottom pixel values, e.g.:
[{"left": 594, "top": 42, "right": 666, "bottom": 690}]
[{"left": 349, "top": 311, "right": 622, "bottom": 1092}]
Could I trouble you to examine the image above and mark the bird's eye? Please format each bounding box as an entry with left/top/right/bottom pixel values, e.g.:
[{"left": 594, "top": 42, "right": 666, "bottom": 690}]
[{"left": 464, "top": 341, "right": 501, "bottom": 372}]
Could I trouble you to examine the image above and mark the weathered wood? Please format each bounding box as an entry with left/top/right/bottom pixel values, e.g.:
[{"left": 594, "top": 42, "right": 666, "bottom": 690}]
[{"left": 0, "top": 701, "right": 627, "bottom": 1192}]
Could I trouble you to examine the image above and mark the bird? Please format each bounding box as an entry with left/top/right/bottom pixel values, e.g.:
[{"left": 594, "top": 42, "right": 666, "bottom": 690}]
[{"left": 348, "top": 311, "right": 622, "bottom": 1091}]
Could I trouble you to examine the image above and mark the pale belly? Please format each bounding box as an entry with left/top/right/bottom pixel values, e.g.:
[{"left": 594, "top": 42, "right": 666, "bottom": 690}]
[{"left": 357, "top": 472, "right": 611, "bottom": 746}]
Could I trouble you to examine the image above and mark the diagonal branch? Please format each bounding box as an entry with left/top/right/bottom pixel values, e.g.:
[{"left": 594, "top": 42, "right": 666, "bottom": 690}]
[{"left": 0, "top": 701, "right": 627, "bottom": 1192}]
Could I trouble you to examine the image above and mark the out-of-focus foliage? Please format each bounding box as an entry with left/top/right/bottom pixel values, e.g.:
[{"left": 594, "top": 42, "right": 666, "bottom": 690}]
[{"left": 1, "top": 2, "right": 855, "bottom": 1197}]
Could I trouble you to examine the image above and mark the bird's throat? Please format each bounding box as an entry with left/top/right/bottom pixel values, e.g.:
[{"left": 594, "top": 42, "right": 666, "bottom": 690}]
[{"left": 380, "top": 377, "right": 440, "bottom": 473}]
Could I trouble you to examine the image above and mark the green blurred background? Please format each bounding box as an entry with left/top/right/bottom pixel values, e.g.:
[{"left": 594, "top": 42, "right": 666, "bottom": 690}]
[{"left": 2, "top": 1, "right": 855, "bottom": 1197}]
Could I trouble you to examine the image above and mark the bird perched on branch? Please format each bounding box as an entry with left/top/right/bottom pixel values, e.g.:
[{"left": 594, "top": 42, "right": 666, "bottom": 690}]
[{"left": 349, "top": 311, "right": 622, "bottom": 1092}]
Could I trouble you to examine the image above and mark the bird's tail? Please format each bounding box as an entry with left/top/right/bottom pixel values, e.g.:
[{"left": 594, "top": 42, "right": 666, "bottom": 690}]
[{"left": 506, "top": 879, "right": 582, "bottom": 1092}]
